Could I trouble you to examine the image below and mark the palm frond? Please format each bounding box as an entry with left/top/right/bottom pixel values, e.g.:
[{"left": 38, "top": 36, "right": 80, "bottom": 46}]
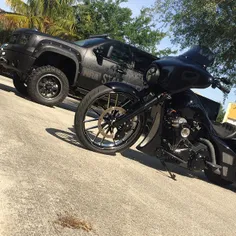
[
  {"left": 6, "top": 0, "right": 29, "bottom": 15},
  {"left": 0, "top": 13, "right": 29, "bottom": 29}
]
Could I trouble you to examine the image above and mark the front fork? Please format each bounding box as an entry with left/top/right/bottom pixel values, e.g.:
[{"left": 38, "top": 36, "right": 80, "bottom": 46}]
[{"left": 113, "top": 92, "right": 170, "bottom": 128}]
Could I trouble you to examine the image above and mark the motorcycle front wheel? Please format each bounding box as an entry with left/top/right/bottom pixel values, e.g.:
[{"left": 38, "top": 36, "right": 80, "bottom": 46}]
[{"left": 74, "top": 85, "right": 145, "bottom": 154}]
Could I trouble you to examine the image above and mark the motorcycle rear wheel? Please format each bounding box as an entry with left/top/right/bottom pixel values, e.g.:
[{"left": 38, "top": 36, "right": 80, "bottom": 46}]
[{"left": 74, "top": 85, "right": 145, "bottom": 155}]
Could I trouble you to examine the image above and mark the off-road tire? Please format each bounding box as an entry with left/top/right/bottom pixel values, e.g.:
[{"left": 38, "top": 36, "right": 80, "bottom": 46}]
[
  {"left": 13, "top": 74, "right": 28, "bottom": 96},
  {"left": 27, "top": 66, "right": 69, "bottom": 106},
  {"left": 74, "top": 85, "right": 145, "bottom": 155}
]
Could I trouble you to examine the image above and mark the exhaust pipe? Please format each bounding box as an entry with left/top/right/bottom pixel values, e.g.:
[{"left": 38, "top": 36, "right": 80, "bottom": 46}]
[{"left": 199, "top": 138, "right": 221, "bottom": 175}]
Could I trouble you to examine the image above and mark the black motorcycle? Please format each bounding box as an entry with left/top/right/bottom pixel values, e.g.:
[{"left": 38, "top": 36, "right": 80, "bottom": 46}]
[{"left": 74, "top": 46, "right": 236, "bottom": 186}]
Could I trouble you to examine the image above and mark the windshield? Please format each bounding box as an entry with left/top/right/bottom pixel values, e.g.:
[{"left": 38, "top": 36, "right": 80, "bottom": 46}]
[
  {"left": 74, "top": 38, "right": 107, "bottom": 47},
  {"left": 180, "top": 45, "right": 215, "bottom": 67}
]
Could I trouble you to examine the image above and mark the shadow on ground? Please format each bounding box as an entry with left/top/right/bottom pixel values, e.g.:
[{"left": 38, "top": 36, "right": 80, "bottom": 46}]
[
  {"left": 45, "top": 126, "right": 236, "bottom": 192},
  {"left": 0, "top": 80, "right": 28, "bottom": 99},
  {"left": 0, "top": 79, "right": 80, "bottom": 112},
  {"left": 46, "top": 126, "right": 236, "bottom": 191},
  {"left": 46, "top": 127, "right": 116, "bottom": 157},
  {"left": 121, "top": 148, "right": 206, "bottom": 180},
  {"left": 46, "top": 127, "right": 83, "bottom": 149},
  {"left": 57, "top": 97, "right": 80, "bottom": 112}
]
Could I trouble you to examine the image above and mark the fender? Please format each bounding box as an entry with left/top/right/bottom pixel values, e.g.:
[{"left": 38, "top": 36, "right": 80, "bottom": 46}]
[
  {"left": 105, "top": 82, "right": 143, "bottom": 102},
  {"left": 33, "top": 43, "right": 81, "bottom": 86}
]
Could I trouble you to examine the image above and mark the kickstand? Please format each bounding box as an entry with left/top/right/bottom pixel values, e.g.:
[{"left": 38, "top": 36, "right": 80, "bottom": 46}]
[{"left": 160, "top": 160, "right": 177, "bottom": 181}]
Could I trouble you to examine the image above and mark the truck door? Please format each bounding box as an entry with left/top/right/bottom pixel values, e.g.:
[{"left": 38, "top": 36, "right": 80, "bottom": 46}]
[{"left": 78, "top": 41, "right": 134, "bottom": 91}]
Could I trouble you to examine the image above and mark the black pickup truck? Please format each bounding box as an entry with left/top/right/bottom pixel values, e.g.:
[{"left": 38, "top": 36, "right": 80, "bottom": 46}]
[{"left": 0, "top": 28, "right": 157, "bottom": 106}]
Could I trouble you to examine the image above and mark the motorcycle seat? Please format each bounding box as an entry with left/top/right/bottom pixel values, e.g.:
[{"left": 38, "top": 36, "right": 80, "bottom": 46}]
[{"left": 212, "top": 122, "right": 236, "bottom": 140}]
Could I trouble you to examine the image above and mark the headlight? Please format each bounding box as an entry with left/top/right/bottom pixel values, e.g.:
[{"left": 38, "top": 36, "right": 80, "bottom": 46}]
[
  {"left": 145, "top": 65, "right": 160, "bottom": 84},
  {"left": 19, "top": 34, "right": 31, "bottom": 45}
]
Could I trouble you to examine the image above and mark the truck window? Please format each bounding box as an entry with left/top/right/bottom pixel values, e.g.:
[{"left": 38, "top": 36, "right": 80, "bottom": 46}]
[
  {"left": 108, "top": 43, "right": 132, "bottom": 66},
  {"left": 132, "top": 50, "right": 156, "bottom": 73}
]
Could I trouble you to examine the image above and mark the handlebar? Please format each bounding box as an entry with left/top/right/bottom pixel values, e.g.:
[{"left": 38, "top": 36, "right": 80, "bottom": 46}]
[
  {"left": 217, "top": 82, "right": 231, "bottom": 94},
  {"left": 220, "top": 77, "right": 232, "bottom": 85},
  {"left": 211, "top": 77, "right": 231, "bottom": 94}
]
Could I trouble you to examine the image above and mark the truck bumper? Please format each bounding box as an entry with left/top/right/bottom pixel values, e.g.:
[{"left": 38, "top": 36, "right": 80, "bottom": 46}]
[{"left": 0, "top": 50, "right": 35, "bottom": 75}]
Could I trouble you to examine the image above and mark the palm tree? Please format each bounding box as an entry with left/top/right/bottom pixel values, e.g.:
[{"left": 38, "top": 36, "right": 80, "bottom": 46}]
[{"left": 1, "top": 0, "right": 78, "bottom": 39}]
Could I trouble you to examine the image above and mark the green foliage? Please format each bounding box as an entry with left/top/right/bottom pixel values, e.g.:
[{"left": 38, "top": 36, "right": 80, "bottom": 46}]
[
  {"left": 216, "top": 104, "right": 226, "bottom": 123},
  {"left": 75, "top": 0, "right": 133, "bottom": 40},
  {"left": 4, "top": 0, "right": 78, "bottom": 38},
  {"left": 123, "top": 8, "right": 172, "bottom": 55},
  {"left": 75, "top": 0, "right": 173, "bottom": 55},
  {"left": 1, "top": 0, "right": 173, "bottom": 55},
  {"left": 0, "top": 29, "right": 12, "bottom": 44},
  {"left": 0, "top": 21, "right": 11, "bottom": 44},
  {"left": 154, "top": 0, "right": 236, "bottom": 82}
]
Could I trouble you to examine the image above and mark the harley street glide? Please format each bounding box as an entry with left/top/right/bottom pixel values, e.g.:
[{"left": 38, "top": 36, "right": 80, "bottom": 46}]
[{"left": 74, "top": 46, "right": 236, "bottom": 186}]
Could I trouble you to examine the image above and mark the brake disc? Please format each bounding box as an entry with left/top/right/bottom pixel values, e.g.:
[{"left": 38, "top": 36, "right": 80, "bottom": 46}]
[{"left": 98, "top": 107, "right": 126, "bottom": 138}]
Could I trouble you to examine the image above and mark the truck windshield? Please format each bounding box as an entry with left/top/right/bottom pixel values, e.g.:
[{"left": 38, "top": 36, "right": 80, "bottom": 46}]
[{"left": 74, "top": 38, "right": 107, "bottom": 47}]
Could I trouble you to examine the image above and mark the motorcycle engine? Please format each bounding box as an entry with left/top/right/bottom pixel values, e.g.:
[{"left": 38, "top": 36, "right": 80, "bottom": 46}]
[{"left": 162, "top": 109, "right": 209, "bottom": 171}]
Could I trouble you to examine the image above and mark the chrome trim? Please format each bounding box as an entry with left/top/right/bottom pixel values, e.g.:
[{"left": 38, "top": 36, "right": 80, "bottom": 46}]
[{"left": 139, "top": 104, "right": 161, "bottom": 147}]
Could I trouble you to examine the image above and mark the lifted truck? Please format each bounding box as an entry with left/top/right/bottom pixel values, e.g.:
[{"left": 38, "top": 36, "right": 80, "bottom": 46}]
[{"left": 0, "top": 28, "right": 157, "bottom": 106}]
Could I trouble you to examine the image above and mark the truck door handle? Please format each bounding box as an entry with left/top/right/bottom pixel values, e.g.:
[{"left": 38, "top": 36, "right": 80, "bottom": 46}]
[{"left": 117, "top": 69, "right": 126, "bottom": 74}]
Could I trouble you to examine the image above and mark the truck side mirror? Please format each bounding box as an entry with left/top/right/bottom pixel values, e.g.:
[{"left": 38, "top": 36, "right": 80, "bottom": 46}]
[{"left": 93, "top": 46, "right": 104, "bottom": 57}]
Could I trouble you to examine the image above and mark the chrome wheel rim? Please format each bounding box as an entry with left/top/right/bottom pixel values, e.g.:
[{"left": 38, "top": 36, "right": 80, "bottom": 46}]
[
  {"left": 82, "top": 92, "right": 140, "bottom": 150},
  {"left": 37, "top": 74, "right": 62, "bottom": 99}
]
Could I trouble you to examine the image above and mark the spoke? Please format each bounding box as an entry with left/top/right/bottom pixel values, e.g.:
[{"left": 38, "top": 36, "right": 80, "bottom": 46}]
[
  {"left": 52, "top": 87, "right": 58, "bottom": 92},
  {"left": 92, "top": 130, "right": 101, "bottom": 143},
  {"left": 121, "top": 100, "right": 131, "bottom": 108},
  {"left": 90, "top": 107, "right": 101, "bottom": 117},
  {"left": 39, "top": 81, "right": 44, "bottom": 87},
  {"left": 84, "top": 118, "right": 99, "bottom": 123},
  {"left": 99, "top": 127, "right": 111, "bottom": 146},
  {"left": 39, "top": 88, "right": 46, "bottom": 93},
  {"left": 85, "top": 125, "right": 99, "bottom": 131},
  {"left": 107, "top": 93, "right": 111, "bottom": 109},
  {"left": 114, "top": 93, "right": 119, "bottom": 107},
  {"left": 102, "top": 123, "right": 109, "bottom": 129}
]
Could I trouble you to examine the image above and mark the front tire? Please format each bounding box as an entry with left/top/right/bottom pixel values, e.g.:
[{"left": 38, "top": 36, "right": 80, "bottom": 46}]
[
  {"left": 13, "top": 74, "right": 28, "bottom": 96},
  {"left": 74, "top": 85, "right": 145, "bottom": 155},
  {"left": 204, "top": 168, "right": 233, "bottom": 186},
  {"left": 27, "top": 66, "right": 69, "bottom": 106}
]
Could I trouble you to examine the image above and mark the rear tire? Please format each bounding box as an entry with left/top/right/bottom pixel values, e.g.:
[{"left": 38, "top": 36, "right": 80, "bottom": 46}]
[
  {"left": 13, "top": 74, "right": 28, "bottom": 96},
  {"left": 27, "top": 66, "right": 69, "bottom": 106},
  {"left": 204, "top": 168, "right": 233, "bottom": 186},
  {"left": 74, "top": 85, "right": 145, "bottom": 155}
]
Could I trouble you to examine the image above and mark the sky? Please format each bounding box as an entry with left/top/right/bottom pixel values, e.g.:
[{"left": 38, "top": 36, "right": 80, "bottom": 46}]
[
  {"left": 0, "top": 0, "right": 9, "bottom": 11},
  {"left": 0, "top": 0, "right": 235, "bottom": 108}
]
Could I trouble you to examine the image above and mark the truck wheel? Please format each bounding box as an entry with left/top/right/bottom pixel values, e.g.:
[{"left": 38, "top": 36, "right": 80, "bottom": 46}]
[
  {"left": 204, "top": 168, "right": 233, "bottom": 186},
  {"left": 13, "top": 74, "right": 28, "bottom": 96},
  {"left": 27, "top": 66, "right": 69, "bottom": 106}
]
